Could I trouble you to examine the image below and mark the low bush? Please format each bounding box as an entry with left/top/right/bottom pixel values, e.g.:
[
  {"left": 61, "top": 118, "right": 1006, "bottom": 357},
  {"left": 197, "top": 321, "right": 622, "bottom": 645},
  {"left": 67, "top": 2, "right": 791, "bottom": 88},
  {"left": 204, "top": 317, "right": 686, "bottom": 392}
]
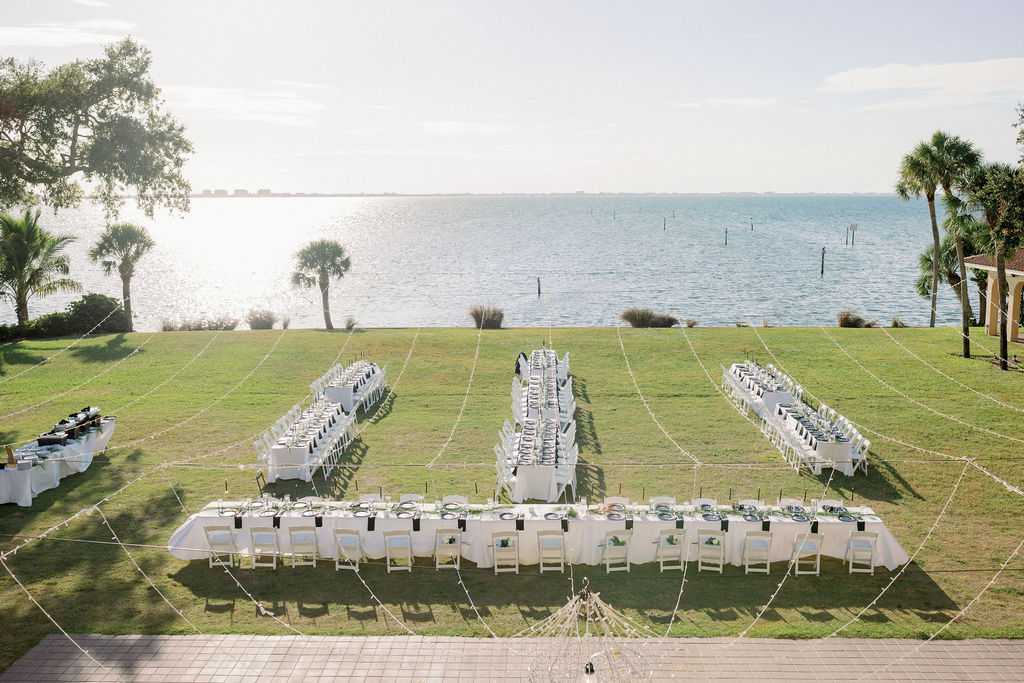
[
  {"left": 469, "top": 305, "right": 504, "bottom": 329},
  {"left": 5, "top": 293, "right": 126, "bottom": 340},
  {"left": 838, "top": 310, "right": 877, "bottom": 328},
  {"left": 344, "top": 316, "right": 358, "bottom": 331},
  {"left": 165, "top": 316, "right": 240, "bottom": 331},
  {"left": 246, "top": 309, "right": 277, "bottom": 330},
  {"left": 621, "top": 308, "right": 678, "bottom": 328},
  {"left": 685, "top": 319, "right": 697, "bottom": 328},
  {"left": 891, "top": 317, "right": 907, "bottom": 328}
]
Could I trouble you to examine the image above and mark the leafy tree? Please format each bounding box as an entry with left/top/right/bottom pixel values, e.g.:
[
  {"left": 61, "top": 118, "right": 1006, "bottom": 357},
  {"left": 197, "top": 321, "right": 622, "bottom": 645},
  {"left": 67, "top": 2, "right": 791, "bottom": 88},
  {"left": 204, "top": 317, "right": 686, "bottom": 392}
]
[
  {"left": 0, "top": 38, "right": 192, "bottom": 219},
  {"left": 962, "top": 163, "right": 1024, "bottom": 370},
  {"left": 291, "top": 240, "right": 351, "bottom": 330},
  {"left": 89, "top": 222, "right": 155, "bottom": 332},
  {"left": 0, "top": 208, "right": 81, "bottom": 335}
]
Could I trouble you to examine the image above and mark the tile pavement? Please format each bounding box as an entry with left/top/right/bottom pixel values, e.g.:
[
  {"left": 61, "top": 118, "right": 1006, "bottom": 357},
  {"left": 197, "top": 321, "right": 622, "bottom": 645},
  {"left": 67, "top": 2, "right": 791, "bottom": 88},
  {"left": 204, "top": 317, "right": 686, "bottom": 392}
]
[{"left": 2, "top": 634, "right": 1023, "bottom": 681}]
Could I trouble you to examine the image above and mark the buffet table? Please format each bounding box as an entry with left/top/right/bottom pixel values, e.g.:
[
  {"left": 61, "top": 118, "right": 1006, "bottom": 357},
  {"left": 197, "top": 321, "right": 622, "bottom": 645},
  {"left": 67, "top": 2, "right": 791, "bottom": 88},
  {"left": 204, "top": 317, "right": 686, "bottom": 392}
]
[
  {"left": 168, "top": 499, "right": 908, "bottom": 570},
  {"left": 0, "top": 417, "right": 116, "bottom": 507}
]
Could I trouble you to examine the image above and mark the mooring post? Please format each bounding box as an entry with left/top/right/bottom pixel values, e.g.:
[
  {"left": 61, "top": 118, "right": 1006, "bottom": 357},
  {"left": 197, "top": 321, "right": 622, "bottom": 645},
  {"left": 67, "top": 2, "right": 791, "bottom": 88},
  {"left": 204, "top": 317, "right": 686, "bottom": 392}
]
[{"left": 821, "top": 246, "right": 826, "bottom": 276}]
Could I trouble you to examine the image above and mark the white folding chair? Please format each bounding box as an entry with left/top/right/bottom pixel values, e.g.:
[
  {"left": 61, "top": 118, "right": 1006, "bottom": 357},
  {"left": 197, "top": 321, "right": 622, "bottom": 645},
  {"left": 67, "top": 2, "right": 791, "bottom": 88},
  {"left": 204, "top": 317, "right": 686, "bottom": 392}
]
[
  {"left": 778, "top": 497, "right": 803, "bottom": 509},
  {"left": 697, "top": 530, "right": 725, "bottom": 573},
  {"left": 791, "top": 533, "right": 824, "bottom": 576},
  {"left": 384, "top": 531, "right": 413, "bottom": 573},
  {"left": 204, "top": 526, "right": 237, "bottom": 568},
  {"left": 359, "top": 494, "right": 383, "bottom": 505},
  {"left": 845, "top": 531, "right": 877, "bottom": 574},
  {"left": 603, "top": 531, "right": 631, "bottom": 573},
  {"left": 334, "top": 530, "right": 362, "bottom": 571},
  {"left": 537, "top": 531, "right": 566, "bottom": 573},
  {"left": 604, "top": 496, "right": 629, "bottom": 506},
  {"left": 737, "top": 499, "right": 765, "bottom": 510},
  {"left": 692, "top": 498, "right": 717, "bottom": 510},
  {"left": 442, "top": 495, "right": 468, "bottom": 506},
  {"left": 656, "top": 529, "right": 685, "bottom": 572},
  {"left": 434, "top": 529, "right": 462, "bottom": 570},
  {"left": 399, "top": 493, "right": 424, "bottom": 505},
  {"left": 289, "top": 526, "right": 318, "bottom": 568},
  {"left": 249, "top": 527, "right": 280, "bottom": 569},
  {"left": 742, "top": 531, "right": 773, "bottom": 574},
  {"left": 649, "top": 496, "right": 676, "bottom": 507},
  {"left": 492, "top": 532, "right": 520, "bottom": 574}
]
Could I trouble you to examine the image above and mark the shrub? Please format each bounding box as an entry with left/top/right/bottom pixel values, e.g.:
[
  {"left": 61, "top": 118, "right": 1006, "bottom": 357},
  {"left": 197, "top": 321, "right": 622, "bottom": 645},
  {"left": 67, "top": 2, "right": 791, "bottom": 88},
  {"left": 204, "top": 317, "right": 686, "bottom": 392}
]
[
  {"left": 621, "top": 308, "right": 678, "bottom": 328},
  {"left": 66, "top": 293, "right": 126, "bottom": 333},
  {"left": 27, "top": 312, "right": 75, "bottom": 338},
  {"left": 161, "top": 320, "right": 176, "bottom": 332},
  {"left": 685, "top": 319, "right": 697, "bottom": 328},
  {"left": 891, "top": 317, "right": 907, "bottom": 328},
  {"left": 166, "top": 316, "right": 240, "bottom": 331},
  {"left": 344, "top": 316, "right": 357, "bottom": 331},
  {"left": 838, "top": 310, "right": 877, "bottom": 328},
  {"left": 469, "top": 305, "right": 504, "bottom": 329},
  {"left": 281, "top": 316, "right": 290, "bottom": 330},
  {"left": 246, "top": 309, "right": 277, "bottom": 330}
]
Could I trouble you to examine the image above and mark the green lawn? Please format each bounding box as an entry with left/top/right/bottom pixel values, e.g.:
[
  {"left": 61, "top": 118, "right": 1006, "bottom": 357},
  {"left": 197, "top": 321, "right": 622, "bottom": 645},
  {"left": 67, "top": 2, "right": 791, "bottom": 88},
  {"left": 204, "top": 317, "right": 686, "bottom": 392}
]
[{"left": 1, "top": 326, "right": 1023, "bottom": 670}]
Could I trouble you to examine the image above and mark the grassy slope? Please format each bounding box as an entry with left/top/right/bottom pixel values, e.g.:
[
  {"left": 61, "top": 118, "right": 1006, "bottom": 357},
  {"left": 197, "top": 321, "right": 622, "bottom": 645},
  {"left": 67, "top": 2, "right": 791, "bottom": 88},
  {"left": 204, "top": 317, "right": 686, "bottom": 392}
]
[{"left": 0, "top": 327, "right": 1023, "bottom": 670}]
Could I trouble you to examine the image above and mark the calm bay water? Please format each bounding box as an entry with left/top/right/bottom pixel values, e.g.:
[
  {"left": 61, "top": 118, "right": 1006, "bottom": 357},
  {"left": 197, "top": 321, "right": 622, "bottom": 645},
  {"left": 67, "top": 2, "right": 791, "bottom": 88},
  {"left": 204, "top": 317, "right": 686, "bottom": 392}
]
[{"left": 10, "top": 195, "right": 963, "bottom": 331}]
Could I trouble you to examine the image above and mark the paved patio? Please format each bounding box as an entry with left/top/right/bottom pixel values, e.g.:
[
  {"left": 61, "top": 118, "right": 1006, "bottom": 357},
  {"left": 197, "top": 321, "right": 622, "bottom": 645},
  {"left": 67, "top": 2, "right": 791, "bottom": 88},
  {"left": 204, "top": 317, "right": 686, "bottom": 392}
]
[{"left": 3, "top": 634, "right": 1023, "bottom": 681}]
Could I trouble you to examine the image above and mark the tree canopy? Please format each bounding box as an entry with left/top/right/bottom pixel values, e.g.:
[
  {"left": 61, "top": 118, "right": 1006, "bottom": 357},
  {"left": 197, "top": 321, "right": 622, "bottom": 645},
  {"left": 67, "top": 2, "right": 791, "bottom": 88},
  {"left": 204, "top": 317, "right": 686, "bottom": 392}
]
[{"left": 0, "top": 38, "right": 193, "bottom": 219}]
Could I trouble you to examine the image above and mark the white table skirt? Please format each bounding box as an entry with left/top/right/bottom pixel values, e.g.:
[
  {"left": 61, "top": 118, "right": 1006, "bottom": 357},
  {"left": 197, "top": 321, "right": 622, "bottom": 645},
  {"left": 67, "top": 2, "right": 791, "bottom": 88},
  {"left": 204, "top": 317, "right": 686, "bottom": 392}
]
[
  {"left": 168, "top": 502, "right": 909, "bottom": 570},
  {"left": 777, "top": 409, "right": 859, "bottom": 475},
  {"left": 0, "top": 418, "right": 115, "bottom": 507},
  {"left": 511, "top": 465, "right": 558, "bottom": 503}
]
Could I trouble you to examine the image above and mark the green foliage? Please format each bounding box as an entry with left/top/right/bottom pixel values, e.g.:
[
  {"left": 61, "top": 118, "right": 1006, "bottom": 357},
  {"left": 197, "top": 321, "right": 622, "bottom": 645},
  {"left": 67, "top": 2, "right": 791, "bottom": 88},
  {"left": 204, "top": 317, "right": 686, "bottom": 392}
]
[
  {"left": 0, "top": 208, "right": 80, "bottom": 332},
  {"left": 89, "top": 223, "right": 155, "bottom": 278},
  {"left": 164, "top": 316, "right": 239, "bottom": 331},
  {"left": 66, "top": 293, "right": 126, "bottom": 332},
  {"left": 469, "top": 305, "right": 504, "bottom": 329},
  {"left": 245, "top": 309, "right": 277, "bottom": 330},
  {"left": 291, "top": 240, "right": 351, "bottom": 288},
  {"left": 621, "top": 308, "right": 678, "bottom": 328},
  {"left": 0, "top": 38, "right": 193, "bottom": 219},
  {"left": 344, "top": 316, "right": 357, "bottom": 331}
]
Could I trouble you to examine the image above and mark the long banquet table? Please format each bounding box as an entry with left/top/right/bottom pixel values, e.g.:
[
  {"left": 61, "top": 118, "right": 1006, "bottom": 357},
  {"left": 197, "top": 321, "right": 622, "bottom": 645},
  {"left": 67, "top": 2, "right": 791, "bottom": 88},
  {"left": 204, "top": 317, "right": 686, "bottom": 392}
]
[
  {"left": 723, "top": 362, "right": 794, "bottom": 419},
  {"left": 771, "top": 403, "right": 860, "bottom": 475},
  {"left": 0, "top": 417, "right": 116, "bottom": 507},
  {"left": 168, "top": 499, "right": 909, "bottom": 570}
]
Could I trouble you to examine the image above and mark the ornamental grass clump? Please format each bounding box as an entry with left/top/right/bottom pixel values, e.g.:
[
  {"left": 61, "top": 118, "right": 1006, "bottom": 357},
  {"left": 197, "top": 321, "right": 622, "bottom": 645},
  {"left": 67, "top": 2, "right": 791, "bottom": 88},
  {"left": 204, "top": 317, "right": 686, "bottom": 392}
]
[
  {"left": 837, "top": 310, "right": 877, "bottom": 328},
  {"left": 621, "top": 308, "right": 678, "bottom": 328},
  {"left": 246, "top": 309, "right": 277, "bottom": 330},
  {"left": 469, "top": 305, "right": 504, "bottom": 329}
]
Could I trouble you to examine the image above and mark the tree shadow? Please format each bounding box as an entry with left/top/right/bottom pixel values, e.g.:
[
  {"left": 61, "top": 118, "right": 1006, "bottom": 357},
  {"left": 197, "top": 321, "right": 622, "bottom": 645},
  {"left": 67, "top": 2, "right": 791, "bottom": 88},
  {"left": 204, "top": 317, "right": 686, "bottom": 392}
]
[
  {"left": 0, "top": 345, "right": 45, "bottom": 377},
  {"left": 68, "top": 334, "right": 139, "bottom": 363}
]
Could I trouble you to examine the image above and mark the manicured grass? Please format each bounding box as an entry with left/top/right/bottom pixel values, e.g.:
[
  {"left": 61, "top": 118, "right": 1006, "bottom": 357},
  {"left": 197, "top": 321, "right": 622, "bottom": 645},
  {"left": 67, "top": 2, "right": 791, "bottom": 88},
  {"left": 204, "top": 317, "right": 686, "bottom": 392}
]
[{"left": 1, "top": 326, "right": 1023, "bottom": 670}]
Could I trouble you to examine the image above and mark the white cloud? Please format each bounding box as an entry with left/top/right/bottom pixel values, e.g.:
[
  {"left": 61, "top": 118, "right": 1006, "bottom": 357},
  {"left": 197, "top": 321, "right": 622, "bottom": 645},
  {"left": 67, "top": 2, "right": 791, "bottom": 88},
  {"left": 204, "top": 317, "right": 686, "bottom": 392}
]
[
  {"left": 72, "top": 0, "right": 111, "bottom": 7},
  {"left": 161, "top": 85, "right": 329, "bottom": 126},
  {"left": 667, "top": 97, "right": 777, "bottom": 110},
  {"left": 818, "top": 58, "right": 1024, "bottom": 110},
  {"left": 416, "top": 121, "right": 517, "bottom": 135},
  {"left": 0, "top": 19, "right": 133, "bottom": 47}
]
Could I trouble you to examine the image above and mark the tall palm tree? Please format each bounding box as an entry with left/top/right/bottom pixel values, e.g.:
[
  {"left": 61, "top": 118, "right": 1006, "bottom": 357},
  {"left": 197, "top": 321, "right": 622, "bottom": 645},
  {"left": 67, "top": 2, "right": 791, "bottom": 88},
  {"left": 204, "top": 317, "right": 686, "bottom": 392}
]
[
  {"left": 896, "top": 142, "right": 941, "bottom": 327},
  {"left": 291, "top": 240, "right": 351, "bottom": 329},
  {"left": 914, "top": 233, "right": 964, "bottom": 304},
  {"left": 963, "top": 163, "right": 1024, "bottom": 370},
  {"left": 88, "top": 223, "right": 155, "bottom": 332},
  {"left": 931, "top": 132, "right": 982, "bottom": 357},
  {"left": 0, "top": 208, "right": 81, "bottom": 335}
]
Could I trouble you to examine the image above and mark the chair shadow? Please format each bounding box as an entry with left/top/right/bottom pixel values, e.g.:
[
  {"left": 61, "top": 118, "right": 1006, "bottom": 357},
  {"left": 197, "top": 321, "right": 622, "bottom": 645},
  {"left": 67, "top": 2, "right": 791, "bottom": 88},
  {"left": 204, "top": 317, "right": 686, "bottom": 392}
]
[{"left": 368, "top": 391, "right": 398, "bottom": 425}]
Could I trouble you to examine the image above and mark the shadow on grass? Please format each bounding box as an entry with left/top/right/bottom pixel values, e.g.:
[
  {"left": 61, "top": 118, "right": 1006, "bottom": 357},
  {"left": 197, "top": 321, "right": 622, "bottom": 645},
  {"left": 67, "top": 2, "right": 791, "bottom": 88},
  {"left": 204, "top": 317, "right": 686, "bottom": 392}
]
[
  {"left": 368, "top": 391, "right": 398, "bottom": 425},
  {"left": 803, "top": 455, "right": 923, "bottom": 505},
  {"left": 575, "top": 408, "right": 601, "bottom": 456},
  {"left": 0, "top": 344, "right": 45, "bottom": 377},
  {"left": 167, "top": 554, "right": 959, "bottom": 632},
  {"left": 260, "top": 440, "right": 370, "bottom": 503},
  {"left": 68, "top": 334, "right": 140, "bottom": 363}
]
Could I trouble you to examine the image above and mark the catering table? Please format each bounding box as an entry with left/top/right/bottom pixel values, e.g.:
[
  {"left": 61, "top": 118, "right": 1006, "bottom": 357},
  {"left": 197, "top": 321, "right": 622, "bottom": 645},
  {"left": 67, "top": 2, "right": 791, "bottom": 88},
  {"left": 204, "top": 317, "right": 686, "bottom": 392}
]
[
  {"left": 723, "top": 362, "right": 794, "bottom": 419},
  {"left": 0, "top": 417, "right": 116, "bottom": 507},
  {"left": 168, "top": 499, "right": 909, "bottom": 570}
]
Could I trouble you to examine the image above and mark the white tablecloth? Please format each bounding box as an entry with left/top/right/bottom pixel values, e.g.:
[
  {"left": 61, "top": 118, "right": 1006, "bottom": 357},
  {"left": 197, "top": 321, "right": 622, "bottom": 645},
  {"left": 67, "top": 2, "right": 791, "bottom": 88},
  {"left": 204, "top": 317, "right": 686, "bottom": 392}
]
[
  {"left": 776, "top": 406, "right": 859, "bottom": 476},
  {"left": 723, "top": 364, "right": 793, "bottom": 420},
  {"left": 0, "top": 418, "right": 116, "bottom": 507},
  {"left": 168, "top": 502, "right": 909, "bottom": 570},
  {"left": 511, "top": 465, "right": 558, "bottom": 503}
]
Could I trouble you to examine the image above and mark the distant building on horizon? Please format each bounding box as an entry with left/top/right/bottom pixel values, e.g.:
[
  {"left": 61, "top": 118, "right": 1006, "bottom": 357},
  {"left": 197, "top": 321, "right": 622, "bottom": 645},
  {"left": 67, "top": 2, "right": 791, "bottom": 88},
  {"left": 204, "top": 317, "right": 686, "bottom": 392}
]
[
  {"left": 232, "top": 189, "right": 249, "bottom": 197},
  {"left": 200, "top": 189, "right": 212, "bottom": 197},
  {"left": 256, "top": 188, "right": 272, "bottom": 196},
  {"left": 213, "top": 189, "right": 228, "bottom": 197}
]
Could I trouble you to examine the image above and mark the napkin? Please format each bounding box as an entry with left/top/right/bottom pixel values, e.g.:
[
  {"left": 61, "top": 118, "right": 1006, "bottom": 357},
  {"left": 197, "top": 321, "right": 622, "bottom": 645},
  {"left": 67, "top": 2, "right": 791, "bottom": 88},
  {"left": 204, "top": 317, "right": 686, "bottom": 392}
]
[
  {"left": 857, "top": 520, "right": 865, "bottom": 531},
  {"left": 314, "top": 515, "right": 323, "bottom": 528},
  {"left": 561, "top": 519, "right": 569, "bottom": 532},
  {"left": 720, "top": 519, "right": 729, "bottom": 532},
  {"left": 625, "top": 519, "right": 633, "bottom": 530},
  {"left": 675, "top": 519, "right": 685, "bottom": 529},
  {"left": 367, "top": 514, "right": 376, "bottom": 531},
  {"left": 810, "top": 520, "right": 819, "bottom": 534},
  {"left": 761, "top": 519, "right": 771, "bottom": 532},
  {"left": 412, "top": 514, "right": 421, "bottom": 532}
]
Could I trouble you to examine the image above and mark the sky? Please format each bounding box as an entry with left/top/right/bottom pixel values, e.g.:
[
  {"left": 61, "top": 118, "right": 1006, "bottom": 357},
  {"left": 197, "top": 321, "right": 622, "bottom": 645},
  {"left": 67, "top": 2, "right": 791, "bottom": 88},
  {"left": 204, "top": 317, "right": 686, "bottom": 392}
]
[{"left": 2, "top": 0, "right": 1023, "bottom": 194}]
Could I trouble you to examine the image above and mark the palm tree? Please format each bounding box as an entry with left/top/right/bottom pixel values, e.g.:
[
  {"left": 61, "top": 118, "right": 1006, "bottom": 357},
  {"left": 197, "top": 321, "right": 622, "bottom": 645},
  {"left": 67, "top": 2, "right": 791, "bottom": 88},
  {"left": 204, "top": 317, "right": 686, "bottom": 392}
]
[
  {"left": 963, "top": 163, "right": 1024, "bottom": 370},
  {"left": 896, "top": 142, "right": 941, "bottom": 327},
  {"left": 0, "top": 208, "right": 81, "bottom": 335},
  {"left": 931, "top": 132, "right": 982, "bottom": 357},
  {"left": 291, "top": 240, "right": 351, "bottom": 329},
  {"left": 88, "top": 223, "right": 155, "bottom": 332},
  {"left": 914, "top": 233, "right": 963, "bottom": 304},
  {"left": 896, "top": 131, "right": 981, "bottom": 336}
]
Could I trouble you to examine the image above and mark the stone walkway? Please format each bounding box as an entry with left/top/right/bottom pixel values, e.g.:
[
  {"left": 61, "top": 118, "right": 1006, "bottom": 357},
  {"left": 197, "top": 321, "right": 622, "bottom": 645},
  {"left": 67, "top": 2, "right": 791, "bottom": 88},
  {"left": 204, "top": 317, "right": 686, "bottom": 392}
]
[{"left": 3, "top": 634, "right": 1023, "bottom": 681}]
